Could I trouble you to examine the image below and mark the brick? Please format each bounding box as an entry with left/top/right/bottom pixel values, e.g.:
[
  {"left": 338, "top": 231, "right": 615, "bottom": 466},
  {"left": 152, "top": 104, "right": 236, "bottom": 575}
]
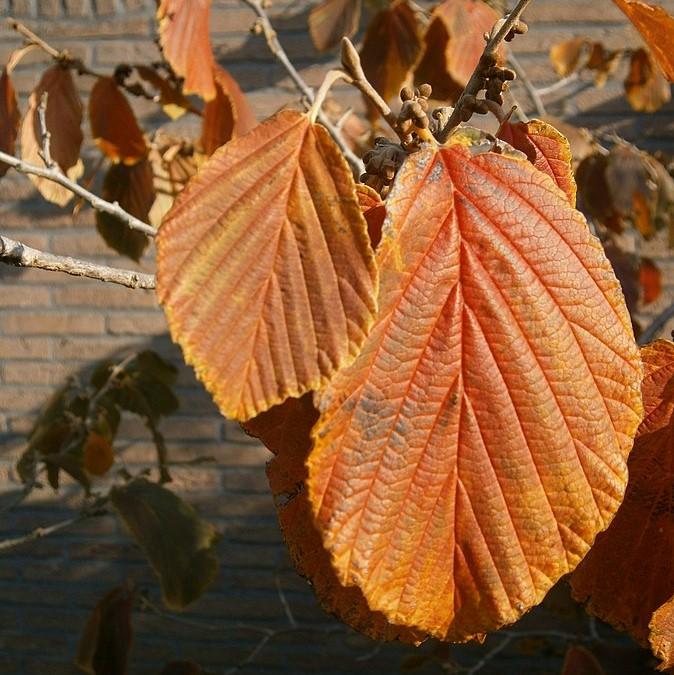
[
  {"left": 94, "top": 0, "right": 119, "bottom": 15},
  {"left": 106, "top": 312, "right": 167, "bottom": 335},
  {"left": 38, "top": 0, "right": 61, "bottom": 16},
  {"left": 39, "top": 17, "right": 151, "bottom": 38},
  {"left": 52, "top": 336, "right": 136, "bottom": 360},
  {"left": 0, "top": 386, "right": 51, "bottom": 412},
  {"left": 52, "top": 284, "right": 157, "bottom": 308},
  {"left": 0, "top": 337, "right": 51, "bottom": 359},
  {"left": 2, "top": 312, "right": 105, "bottom": 335},
  {"left": 0, "top": 285, "right": 51, "bottom": 308},
  {"left": 10, "top": 0, "right": 37, "bottom": 16},
  {"left": 93, "top": 40, "right": 159, "bottom": 66},
  {"left": 50, "top": 232, "right": 125, "bottom": 257},
  {"left": 65, "top": 0, "right": 92, "bottom": 16},
  {"left": 2, "top": 361, "right": 73, "bottom": 385}
]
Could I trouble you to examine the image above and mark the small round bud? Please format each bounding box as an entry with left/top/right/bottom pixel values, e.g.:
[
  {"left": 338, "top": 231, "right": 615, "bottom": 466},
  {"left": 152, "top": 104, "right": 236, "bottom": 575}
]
[
  {"left": 416, "top": 97, "right": 429, "bottom": 111},
  {"left": 418, "top": 83, "right": 432, "bottom": 98},
  {"left": 400, "top": 86, "right": 414, "bottom": 102}
]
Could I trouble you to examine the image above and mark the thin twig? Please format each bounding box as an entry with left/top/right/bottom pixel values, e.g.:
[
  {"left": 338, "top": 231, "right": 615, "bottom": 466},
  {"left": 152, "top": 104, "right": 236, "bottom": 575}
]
[
  {"left": 240, "top": 0, "right": 364, "bottom": 175},
  {"left": 0, "top": 502, "right": 108, "bottom": 553},
  {"left": 436, "top": 0, "right": 535, "bottom": 142},
  {"left": 0, "top": 149, "right": 155, "bottom": 237},
  {"left": 275, "top": 573, "right": 297, "bottom": 628},
  {"left": 0, "top": 234, "right": 157, "bottom": 289},
  {"left": 639, "top": 300, "right": 674, "bottom": 345},
  {"left": 507, "top": 51, "right": 546, "bottom": 117},
  {"left": 36, "top": 93, "right": 56, "bottom": 168},
  {"left": 465, "top": 635, "right": 514, "bottom": 675},
  {"left": 535, "top": 72, "right": 580, "bottom": 97}
]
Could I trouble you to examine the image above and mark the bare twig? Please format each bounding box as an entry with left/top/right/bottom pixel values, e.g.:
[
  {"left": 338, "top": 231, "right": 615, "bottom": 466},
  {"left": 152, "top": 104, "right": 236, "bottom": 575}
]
[
  {"left": 507, "top": 50, "right": 546, "bottom": 117},
  {"left": 240, "top": 0, "right": 364, "bottom": 175},
  {"left": 0, "top": 501, "right": 108, "bottom": 553},
  {"left": 275, "top": 573, "right": 297, "bottom": 628},
  {"left": 309, "top": 69, "right": 352, "bottom": 123},
  {"left": 436, "top": 0, "right": 535, "bottom": 142},
  {"left": 340, "top": 38, "right": 400, "bottom": 134},
  {"left": 0, "top": 234, "right": 157, "bottom": 289},
  {"left": 36, "top": 93, "right": 56, "bottom": 168},
  {"left": 465, "top": 635, "right": 514, "bottom": 675},
  {"left": 0, "top": 149, "right": 155, "bottom": 237},
  {"left": 535, "top": 72, "right": 580, "bottom": 98}
]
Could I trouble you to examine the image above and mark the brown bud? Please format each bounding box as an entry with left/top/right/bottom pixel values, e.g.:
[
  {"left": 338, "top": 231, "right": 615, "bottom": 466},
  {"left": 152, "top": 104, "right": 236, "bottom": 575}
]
[
  {"left": 340, "top": 38, "right": 362, "bottom": 76},
  {"left": 416, "top": 97, "right": 429, "bottom": 111},
  {"left": 400, "top": 86, "right": 414, "bottom": 102},
  {"left": 409, "top": 101, "right": 423, "bottom": 117},
  {"left": 418, "top": 83, "right": 432, "bottom": 98}
]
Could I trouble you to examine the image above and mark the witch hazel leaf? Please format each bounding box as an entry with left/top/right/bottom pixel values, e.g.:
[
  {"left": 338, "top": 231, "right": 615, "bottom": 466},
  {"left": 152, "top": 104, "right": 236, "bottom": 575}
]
[
  {"left": 157, "top": 110, "right": 378, "bottom": 421},
  {"left": 308, "top": 142, "right": 643, "bottom": 641}
]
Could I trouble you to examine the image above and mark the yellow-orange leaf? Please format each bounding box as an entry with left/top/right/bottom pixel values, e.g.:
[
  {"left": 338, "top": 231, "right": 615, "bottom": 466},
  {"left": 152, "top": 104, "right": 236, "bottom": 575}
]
[
  {"left": 201, "top": 66, "right": 256, "bottom": 156},
  {"left": 157, "top": 0, "right": 216, "bottom": 101},
  {"left": 498, "top": 119, "right": 576, "bottom": 205},
  {"left": 624, "top": 47, "right": 671, "bottom": 112},
  {"left": 89, "top": 77, "right": 148, "bottom": 165},
  {"left": 307, "top": 143, "right": 642, "bottom": 641},
  {"left": 612, "top": 0, "right": 674, "bottom": 81},
  {"left": 415, "top": 0, "right": 502, "bottom": 101},
  {"left": 360, "top": 2, "right": 421, "bottom": 113},
  {"left": 156, "top": 110, "right": 378, "bottom": 421},
  {"left": 20, "top": 65, "right": 83, "bottom": 206},
  {"left": 572, "top": 340, "right": 674, "bottom": 646},
  {"left": 309, "top": 0, "right": 361, "bottom": 52},
  {"left": 651, "top": 595, "right": 674, "bottom": 670},
  {"left": 244, "top": 394, "right": 422, "bottom": 642}
]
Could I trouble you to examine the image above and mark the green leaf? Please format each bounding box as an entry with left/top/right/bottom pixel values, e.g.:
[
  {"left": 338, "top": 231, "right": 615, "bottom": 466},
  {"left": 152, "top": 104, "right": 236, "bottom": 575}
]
[
  {"left": 110, "top": 479, "right": 220, "bottom": 609},
  {"left": 76, "top": 585, "right": 134, "bottom": 675}
]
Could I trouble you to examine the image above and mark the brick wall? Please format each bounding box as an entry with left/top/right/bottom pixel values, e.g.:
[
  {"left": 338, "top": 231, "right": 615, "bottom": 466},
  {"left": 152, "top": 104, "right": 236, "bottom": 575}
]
[{"left": 0, "top": 1, "right": 672, "bottom": 673}]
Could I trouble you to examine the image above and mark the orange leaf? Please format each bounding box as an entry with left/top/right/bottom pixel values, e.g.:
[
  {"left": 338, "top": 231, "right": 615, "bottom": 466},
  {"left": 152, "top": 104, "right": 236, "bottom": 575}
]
[
  {"left": 307, "top": 143, "right": 643, "bottom": 640},
  {"left": 624, "top": 47, "right": 671, "bottom": 112},
  {"left": 134, "top": 65, "right": 198, "bottom": 120},
  {"left": 561, "top": 645, "right": 606, "bottom": 675},
  {"left": 245, "top": 394, "right": 423, "bottom": 642},
  {"left": 415, "top": 0, "right": 502, "bottom": 101},
  {"left": 550, "top": 37, "right": 587, "bottom": 77},
  {"left": 651, "top": 594, "right": 674, "bottom": 671},
  {"left": 498, "top": 119, "right": 576, "bottom": 205},
  {"left": 639, "top": 257, "right": 662, "bottom": 305},
  {"left": 20, "top": 65, "right": 83, "bottom": 206},
  {"left": 360, "top": 2, "right": 422, "bottom": 114},
  {"left": 201, "top": 66, "right": 256, "bottom": 156},
  {"left": 309, "top": 0, "right": 361, "bottom": 52},
  {"left": 156, "top": 110, "right": 378, "bottom": 421},
  {"left": 612, "top": 0, "right": 674, "bottom": 81},
  {"left": 83, "top": 432, "right": 114, "bottom": 476},
  {"left": 572, "top": 340, "right": 674, "bottom": 646},
  {"left": 89, "top": 77, "right": 148, "bottom": 165},
  {"left": 0, "top": 67, "right": 20, "bottom": 178},
  {"left": 157, "top": 0, "right": 216, "bottom": 101},
  {"left": 355, "top": 183, "right": 386, "bottom": 249}
]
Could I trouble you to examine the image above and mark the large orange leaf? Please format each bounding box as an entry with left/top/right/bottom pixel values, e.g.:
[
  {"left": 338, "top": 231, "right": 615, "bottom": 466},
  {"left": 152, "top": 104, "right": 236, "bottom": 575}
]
[
  {"left": 498, "top": 119, "right": 576, "bottom": 205},
  {"left": 359, "top": 2, "right": 422, "bottom": 113},
  {"left": 156, "top": 110, "right": 378, "bottom": 421},
  {"left": 571, "top": 340, "right": 674, "bottom": 647},
  {"left": 157, "top": 0, "right": 216, "bottom": 101},
  {"left": 612, "top": 0, "right": 674, "bottom": 81},
  {"left": 307, "top": 142, "right": 643, "bottom": 641},
  {"left": 20, "top": 65, "right": 83, "bottom": 206},
  {"left": 201, "top": 66, "right": 256, "bottom": 156},
  {"left": 415, "top": 0, "right": 502, "bottom": 101},
  {"left": 89, "top": 77, "right": 148, "bottom": 165},
  {"left": 243, "top": 394, "right": 422, "bottom": 642}
]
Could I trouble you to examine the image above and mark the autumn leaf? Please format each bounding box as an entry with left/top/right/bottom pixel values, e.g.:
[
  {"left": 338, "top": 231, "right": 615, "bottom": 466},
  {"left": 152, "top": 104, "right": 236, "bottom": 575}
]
[
  {"left": 359, "top": 2, "right": 422, "bottom": 115},
  {"left": 624, "top": 48, "right": 671, "bottom": 112},
  {"left": 244, "top": 393, "right": 423, "bottom": 642},
  {"left": 134, "top": 65, "right": 197, "bottom": 120},
  {"left": 550, "top": 39, "right": 620, "bottom": 86},
  {"left": 572, "top": 340, "right": 674, "bottom": 647},
  {"left": 356, "top": 183, "right": 386, "bottom": 250},
  {"left": 612, "top": 0, "right": 674, "bottom": 81},
  {"left": 201, "top": 66, "right": 256, "bottom": 156},
  {"left": 498, "top": 119, "right": 576, "bottom": 205},
  {"left": 20, "top": 65, "right": 83, "bottom": 206},
  {"left": 415, "top": 0, "right": 502, "bottom": 101},
  {"left": 561, "top": 645, "right": 606, "bottom": 675},
  {"left": 156, "top": 110, "right": 378, "bottom": 421},
  {"left": 111, "top": 479, "right": 220, "bottom": 609},
  {"left": 550, "top": 37, "right": 587, "bottom": 77},
  {"left": 97, "top": 159, "right": 155, "bottom": 261},
  {"left": 89, "top": 77, "right": 148, "bottom": 165},
  {"left": 640, "top": 257, "right": 661, "bottom": 305},
  {"left": 309, "top": 0, "right": 361, "bottom": 52},
  {"left": 651, "top": 595, "right": 674, "bottom": 671},
  {"left": 76, "top": 585, "right": 134, "bottom": 675},
  {"left": 83, "top": 432, "right": 114, "bottom": 476},
  {"left": 157, "top": 0, "right": 216, "bottom": 101},
  {"left": 0, "top": 49, "right": 23, "bottom": 178},
  {"left": 307, "top": 142, "right": 643, "bottom": 640}
]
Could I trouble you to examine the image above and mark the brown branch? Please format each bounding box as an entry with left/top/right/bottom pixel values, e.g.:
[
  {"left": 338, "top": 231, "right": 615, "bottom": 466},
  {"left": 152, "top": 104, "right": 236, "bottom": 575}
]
[
  {"left": 0, "top": 234, "right": 157, "bottom": 289},
  {"left": 436, "top": 0, "right": 535, "bottom": 142},
  {"left": 0, "top": 149, "right": 156, "bottom": 237},
  {"left": 240, "top": 0, "right": 364, "bottom": 175}
]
